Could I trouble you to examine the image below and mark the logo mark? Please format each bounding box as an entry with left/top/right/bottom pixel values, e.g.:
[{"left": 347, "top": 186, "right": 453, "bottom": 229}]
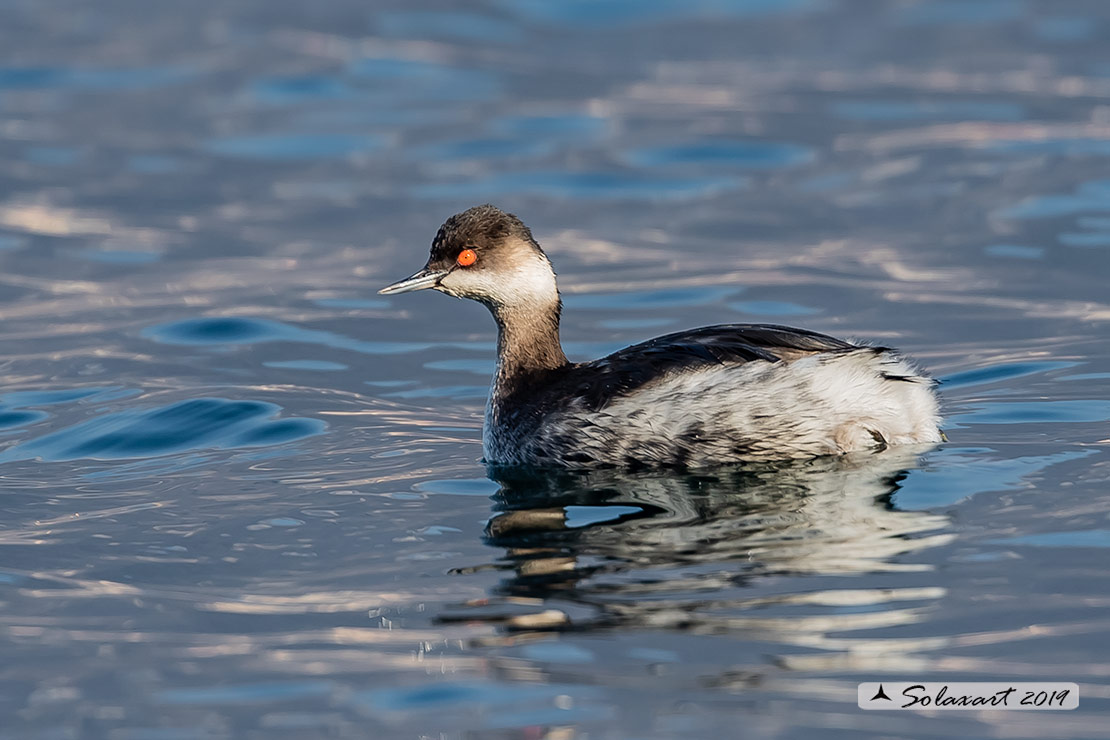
[{"left": 870, "top": 684, "right": 892, "bottom": 701}]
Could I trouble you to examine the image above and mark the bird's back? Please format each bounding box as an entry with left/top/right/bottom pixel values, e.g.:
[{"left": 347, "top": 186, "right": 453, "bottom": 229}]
[{"left": 483, "top": 324, "right": 941, "bottom": 468}]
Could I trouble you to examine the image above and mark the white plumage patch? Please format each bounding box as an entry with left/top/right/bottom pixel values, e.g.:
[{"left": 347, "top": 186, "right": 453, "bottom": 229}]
[
  {"left": 487, "top": 349, "right": 942, "bottom": 467},
  {"left": 438, "top": 244, "right": 558, "bottom": 310}
]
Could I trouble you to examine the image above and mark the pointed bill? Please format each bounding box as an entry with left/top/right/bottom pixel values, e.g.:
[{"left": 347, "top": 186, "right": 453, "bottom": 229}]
[{"left": 378, "top": 267, "right": 448, "bottom": 295}]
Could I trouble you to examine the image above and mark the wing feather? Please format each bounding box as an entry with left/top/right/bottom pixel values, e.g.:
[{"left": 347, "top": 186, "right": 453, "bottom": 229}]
[{"left": 571, "top": 324, "right": 863, "bottom": 410}]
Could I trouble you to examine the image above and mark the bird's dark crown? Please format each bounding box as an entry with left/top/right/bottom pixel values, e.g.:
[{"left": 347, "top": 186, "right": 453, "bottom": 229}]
[{"left": 428, "top": 204, "right": 543, "bottom": 268}]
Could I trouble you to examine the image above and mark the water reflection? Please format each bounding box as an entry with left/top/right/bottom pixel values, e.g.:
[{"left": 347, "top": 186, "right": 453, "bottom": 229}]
[{"left": 449, "top": 447, "right": 951, "bottom": 648}]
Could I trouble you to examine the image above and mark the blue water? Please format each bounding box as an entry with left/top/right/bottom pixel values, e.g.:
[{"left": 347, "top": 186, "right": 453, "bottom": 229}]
[{"left": 1, "top": 1, "right": 1109, "bottom": 738}]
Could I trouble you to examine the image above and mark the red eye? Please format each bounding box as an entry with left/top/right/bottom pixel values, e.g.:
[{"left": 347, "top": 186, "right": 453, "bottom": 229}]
[{"left": 457, "top": 248, "right": 477, "bottom": 267}]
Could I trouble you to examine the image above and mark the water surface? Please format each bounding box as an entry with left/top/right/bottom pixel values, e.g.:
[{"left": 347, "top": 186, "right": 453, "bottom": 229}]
[{"left": 1, "top": 0, "right": 1108, "bottom": 738}]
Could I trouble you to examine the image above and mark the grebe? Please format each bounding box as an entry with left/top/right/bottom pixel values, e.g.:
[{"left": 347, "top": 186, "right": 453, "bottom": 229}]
[{"left": 380, "top": 205, "right": 942, "bottom": 468}]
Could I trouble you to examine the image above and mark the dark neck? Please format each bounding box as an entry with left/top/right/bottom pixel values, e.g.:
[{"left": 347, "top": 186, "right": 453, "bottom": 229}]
[{"left": 491, "top": 299, "right": 568, "bottom": 383}]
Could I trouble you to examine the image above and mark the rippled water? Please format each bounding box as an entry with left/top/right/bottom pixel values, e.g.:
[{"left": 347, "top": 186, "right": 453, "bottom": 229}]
[{"left": 1, "top": 0, "right": 1109, "bottom": 738}]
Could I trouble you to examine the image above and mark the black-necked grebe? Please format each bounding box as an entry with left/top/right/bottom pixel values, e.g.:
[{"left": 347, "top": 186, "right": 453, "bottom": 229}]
[{"left": 380, "top": 205, "right": 942, "bottom": 468}]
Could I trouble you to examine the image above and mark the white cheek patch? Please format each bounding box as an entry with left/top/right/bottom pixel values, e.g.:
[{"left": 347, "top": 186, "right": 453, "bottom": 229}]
[{"left": 440, "top": 252, "right": 558, "bottom": 308}]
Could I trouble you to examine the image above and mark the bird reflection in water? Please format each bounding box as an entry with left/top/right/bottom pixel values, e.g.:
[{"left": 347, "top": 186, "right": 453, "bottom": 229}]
[{"left": 445, "top": 446, "right": 953, "bottom": 645}]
